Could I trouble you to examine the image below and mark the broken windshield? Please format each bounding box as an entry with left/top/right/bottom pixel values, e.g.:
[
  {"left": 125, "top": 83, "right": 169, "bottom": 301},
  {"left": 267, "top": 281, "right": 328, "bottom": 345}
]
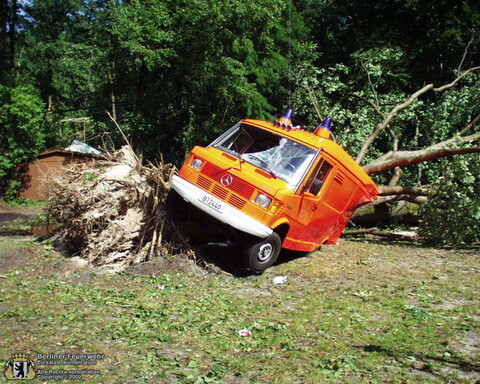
[{"left": 212, "top": 123, "right": 316, "bottom": 186}]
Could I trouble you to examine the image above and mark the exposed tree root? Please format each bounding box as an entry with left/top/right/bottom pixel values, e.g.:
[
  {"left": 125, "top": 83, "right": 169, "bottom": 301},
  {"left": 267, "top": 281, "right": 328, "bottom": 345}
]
[{"left": 47, "top": 145, "right": 203, "bottom": 273}]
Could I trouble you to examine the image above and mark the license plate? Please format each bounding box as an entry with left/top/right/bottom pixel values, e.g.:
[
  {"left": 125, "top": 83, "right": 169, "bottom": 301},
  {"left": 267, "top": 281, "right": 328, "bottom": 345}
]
[{"left": 198, "top": 194, "right": 223, "bottom": 213}]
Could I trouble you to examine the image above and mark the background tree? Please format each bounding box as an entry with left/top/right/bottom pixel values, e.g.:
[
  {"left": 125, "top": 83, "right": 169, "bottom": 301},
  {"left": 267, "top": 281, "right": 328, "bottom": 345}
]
[
  {"left": 156, "top": 0, "right": 308, "bottom": 161},
  {"left": 0, "top": 84, "right": 45, "bottom": 197},
  {"left": 0, "top": 0, "right": 10, "bottom": 82},
  {"left": 418, "top": 155, "right": 480, "bottom": 246}
]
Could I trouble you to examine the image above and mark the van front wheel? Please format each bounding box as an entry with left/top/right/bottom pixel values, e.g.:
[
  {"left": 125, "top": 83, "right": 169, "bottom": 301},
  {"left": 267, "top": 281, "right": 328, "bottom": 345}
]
[{"left": 243, "top": 232, "right": 281, "bottom": 273}]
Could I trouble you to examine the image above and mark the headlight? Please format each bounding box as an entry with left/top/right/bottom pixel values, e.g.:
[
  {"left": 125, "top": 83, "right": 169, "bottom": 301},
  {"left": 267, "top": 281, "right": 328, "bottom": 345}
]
[
  {"left": 254, "top": 193, "right": 272, "bottom": 208},
  {"left": 190, "top": 158, "right": 204, "bottom": 170}
]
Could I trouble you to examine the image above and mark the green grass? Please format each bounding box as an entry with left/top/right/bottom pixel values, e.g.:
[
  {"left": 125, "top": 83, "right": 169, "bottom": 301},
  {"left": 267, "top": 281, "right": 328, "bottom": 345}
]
[
  {"left": 0, "top": 214, "right": 52, "bottom": 236},
  {"left": 1, "top": 197, "right": 49, "bottom": 208},
  {"left": 0, "top": 239, "right": 479, "bottom": 383}
]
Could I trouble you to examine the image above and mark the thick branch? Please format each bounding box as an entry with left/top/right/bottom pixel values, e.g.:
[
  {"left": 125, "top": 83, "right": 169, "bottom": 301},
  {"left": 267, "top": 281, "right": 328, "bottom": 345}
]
[
  {"left": 378, "top": 185, "right": 429, "bottom": 196},
  {"left": 375, "top": 185, "right": 430, "bottom": 205},
  {"left": 434, "top": 66, "right": 480, "bottom": 92},
  {"left": 363, "top": 145, "right": 480, "bottom": 174},
  {"left": 355, "top": 83, "right": 434, "bottom": 164},
  {"left": 355, "top": 66, "right": 480, "bottom": 164},
  {"left": 459, "top": 113, "right": 480, "bottom": 135},
  {"left": 363, "top": 116, "right": 480, "bottom": 174},
  {"left": 373, "top": 195, "right": 428, "bottom": 205}
]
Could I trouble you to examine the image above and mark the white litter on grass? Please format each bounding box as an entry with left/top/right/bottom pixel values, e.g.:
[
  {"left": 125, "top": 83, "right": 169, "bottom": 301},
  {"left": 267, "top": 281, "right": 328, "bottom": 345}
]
[
  {"left": 272, "top": 275, "right": 287, "bottom": 285},
  {"left": 238, "top": 328, "right": 252, "bottom": 337}
]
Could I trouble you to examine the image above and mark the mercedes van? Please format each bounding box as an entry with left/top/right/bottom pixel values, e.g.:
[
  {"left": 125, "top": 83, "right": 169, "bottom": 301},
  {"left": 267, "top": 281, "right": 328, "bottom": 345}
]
[{"left": 169, "top": 110, "right": 378, "bottom": 272}]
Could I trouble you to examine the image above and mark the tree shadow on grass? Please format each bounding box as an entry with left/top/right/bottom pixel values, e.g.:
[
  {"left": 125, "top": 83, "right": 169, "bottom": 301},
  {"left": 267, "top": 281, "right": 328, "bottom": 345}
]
[
  {"left": 354, "top": 344, "right": 480, "bottom": 380},
  {"left": 347, "top": 235, "right": 480, "bottom": 252}
]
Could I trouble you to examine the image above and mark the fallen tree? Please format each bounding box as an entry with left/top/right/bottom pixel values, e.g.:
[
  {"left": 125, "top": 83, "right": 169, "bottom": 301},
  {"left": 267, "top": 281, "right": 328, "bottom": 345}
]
[
  {"left": 355, "top": 66, "right": 480, "bottom": 207},
  {"left": 356, "top": 66, "right": 480, "bottom": 166},
  {"left": 297, "top": 64, "right": 479, "bottom": 206},
  {"left": 362, "top": 114, "right": 480, "bottom": 176}
]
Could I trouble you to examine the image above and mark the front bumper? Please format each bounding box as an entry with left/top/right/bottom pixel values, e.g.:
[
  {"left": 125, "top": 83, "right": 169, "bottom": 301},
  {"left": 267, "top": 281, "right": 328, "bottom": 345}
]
[{"left": 172, "top": 175, "right": 273, "bottom": 238}]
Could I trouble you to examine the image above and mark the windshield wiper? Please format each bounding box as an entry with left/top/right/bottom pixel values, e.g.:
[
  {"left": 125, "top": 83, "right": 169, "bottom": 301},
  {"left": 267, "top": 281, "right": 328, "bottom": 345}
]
[
  {"left": 237, "top": 153, "right": 244, "bottom": 170},
  {"left": 246, "top": 154, "right": 278, "bottom": 179}
]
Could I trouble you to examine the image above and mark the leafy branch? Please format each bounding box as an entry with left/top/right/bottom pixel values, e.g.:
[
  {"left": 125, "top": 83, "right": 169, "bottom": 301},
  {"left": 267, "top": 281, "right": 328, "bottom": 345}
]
[{"left": 356, "top": 66, "right": 480, "bottom": 165}]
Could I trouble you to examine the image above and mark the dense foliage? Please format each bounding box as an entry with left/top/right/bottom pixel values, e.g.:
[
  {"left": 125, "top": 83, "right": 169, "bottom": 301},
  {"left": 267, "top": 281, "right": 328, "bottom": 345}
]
[
  {"left": 419, "top": 155, "right": 480, "bottom": 246},
  {"left": 1, "top": 0, "right": 479, "bottom": 243}
]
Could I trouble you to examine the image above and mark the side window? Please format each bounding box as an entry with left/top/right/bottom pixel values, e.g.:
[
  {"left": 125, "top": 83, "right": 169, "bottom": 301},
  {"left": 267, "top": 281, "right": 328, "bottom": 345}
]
[{"left": 307, "top": 159, "right": 333, "bottom": 195}]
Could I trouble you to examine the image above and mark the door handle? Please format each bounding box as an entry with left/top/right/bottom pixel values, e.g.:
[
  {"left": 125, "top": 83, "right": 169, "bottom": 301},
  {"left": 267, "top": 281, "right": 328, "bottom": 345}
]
[{"left": 311, "top": 205, "right": 318, "bottom": 211}]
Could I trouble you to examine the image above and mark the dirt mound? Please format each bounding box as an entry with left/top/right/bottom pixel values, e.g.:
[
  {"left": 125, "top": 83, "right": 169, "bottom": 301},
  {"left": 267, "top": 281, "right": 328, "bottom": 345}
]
[{"left": 47, "top": 146, "right": 197, "bottom": 273}]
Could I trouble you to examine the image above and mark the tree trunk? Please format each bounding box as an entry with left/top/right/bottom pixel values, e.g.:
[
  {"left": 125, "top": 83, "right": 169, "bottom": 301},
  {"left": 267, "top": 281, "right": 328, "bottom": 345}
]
[
  {"left": 8, "top": 0, "right": 16, "bottom": 71},
  {"left": 0, "top": 0, "right": 8, "bottom": 82},
  {"left": 377, "top": 185, "right": 429, "bottom": 196}
]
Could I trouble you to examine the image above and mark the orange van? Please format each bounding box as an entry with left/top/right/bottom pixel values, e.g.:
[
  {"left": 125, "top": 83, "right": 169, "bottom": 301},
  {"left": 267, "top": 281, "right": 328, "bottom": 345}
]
[{"left": 169, "top": 109, "right": 378, "bottom": 272}]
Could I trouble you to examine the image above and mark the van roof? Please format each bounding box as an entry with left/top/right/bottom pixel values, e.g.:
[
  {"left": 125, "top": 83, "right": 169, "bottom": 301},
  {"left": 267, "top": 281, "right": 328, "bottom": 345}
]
[{"left": 243, "top": 119, "right": 330, "bottom": 149}]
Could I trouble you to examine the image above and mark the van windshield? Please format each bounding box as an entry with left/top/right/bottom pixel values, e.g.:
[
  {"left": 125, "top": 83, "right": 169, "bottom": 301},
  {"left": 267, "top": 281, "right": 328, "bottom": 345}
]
[{"left": 212, "top": 123, "right": 316, "bottom": 186}]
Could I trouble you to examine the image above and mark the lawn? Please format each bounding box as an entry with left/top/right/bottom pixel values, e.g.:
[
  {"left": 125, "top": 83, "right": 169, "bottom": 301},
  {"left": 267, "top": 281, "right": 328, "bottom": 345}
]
[{"left": 0, "top": 236, "right": 479, "bottom": 383}]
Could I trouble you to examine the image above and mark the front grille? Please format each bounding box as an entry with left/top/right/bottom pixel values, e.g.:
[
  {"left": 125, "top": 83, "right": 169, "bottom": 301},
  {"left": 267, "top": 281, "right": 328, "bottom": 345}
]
[
  {"left": 212, "top": 185, "right": 228, "bottom": 200},
  {"left": 195, "top": 161, "right": 251, "bottom": 210},
  {"left": 202, "top": 162, "right": 224, "bottom": 180},
  {"left": 228, "top": 194, "right": 246, "bottom": 209},
  {"left": 197, "top": 175, "right": 212, "bottom": 190},
  {"left": 229, "top": 178, "right": 255, "bottom": 200},
  {"left": 201, "top": 162, "right": 254, "bottom": 200}
]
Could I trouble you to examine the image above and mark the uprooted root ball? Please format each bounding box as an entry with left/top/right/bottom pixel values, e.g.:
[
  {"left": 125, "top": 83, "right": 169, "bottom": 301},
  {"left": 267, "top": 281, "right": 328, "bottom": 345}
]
[{"left": 47, "top": 146, "right": 198, "bottom": 273}]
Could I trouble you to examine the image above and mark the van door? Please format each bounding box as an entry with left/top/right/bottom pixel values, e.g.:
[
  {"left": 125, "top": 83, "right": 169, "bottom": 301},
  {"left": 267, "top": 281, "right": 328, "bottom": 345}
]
[
  {"left": 298, "top": 155, "right": 363, "bottom": 248},
  {"left": 296, "top": 157, "right": 335, "bottom": 247}
]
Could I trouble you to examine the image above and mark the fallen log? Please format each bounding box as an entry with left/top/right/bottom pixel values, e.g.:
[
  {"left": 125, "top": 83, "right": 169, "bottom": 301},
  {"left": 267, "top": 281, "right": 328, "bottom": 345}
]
[{"left": 343, "top": 228, "right": 417, "bottom": 241}]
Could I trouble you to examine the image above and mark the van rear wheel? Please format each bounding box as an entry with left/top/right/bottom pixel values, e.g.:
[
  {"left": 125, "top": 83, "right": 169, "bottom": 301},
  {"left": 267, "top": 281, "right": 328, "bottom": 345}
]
[{"left": 243, "top": 232, "right": 281, "bottom": 273}]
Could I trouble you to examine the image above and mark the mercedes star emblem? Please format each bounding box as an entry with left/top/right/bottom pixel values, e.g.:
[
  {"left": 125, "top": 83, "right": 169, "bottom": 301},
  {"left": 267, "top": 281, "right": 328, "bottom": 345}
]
[{"left": 220, "top": 174, "right": 233, "bottom": 187}]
